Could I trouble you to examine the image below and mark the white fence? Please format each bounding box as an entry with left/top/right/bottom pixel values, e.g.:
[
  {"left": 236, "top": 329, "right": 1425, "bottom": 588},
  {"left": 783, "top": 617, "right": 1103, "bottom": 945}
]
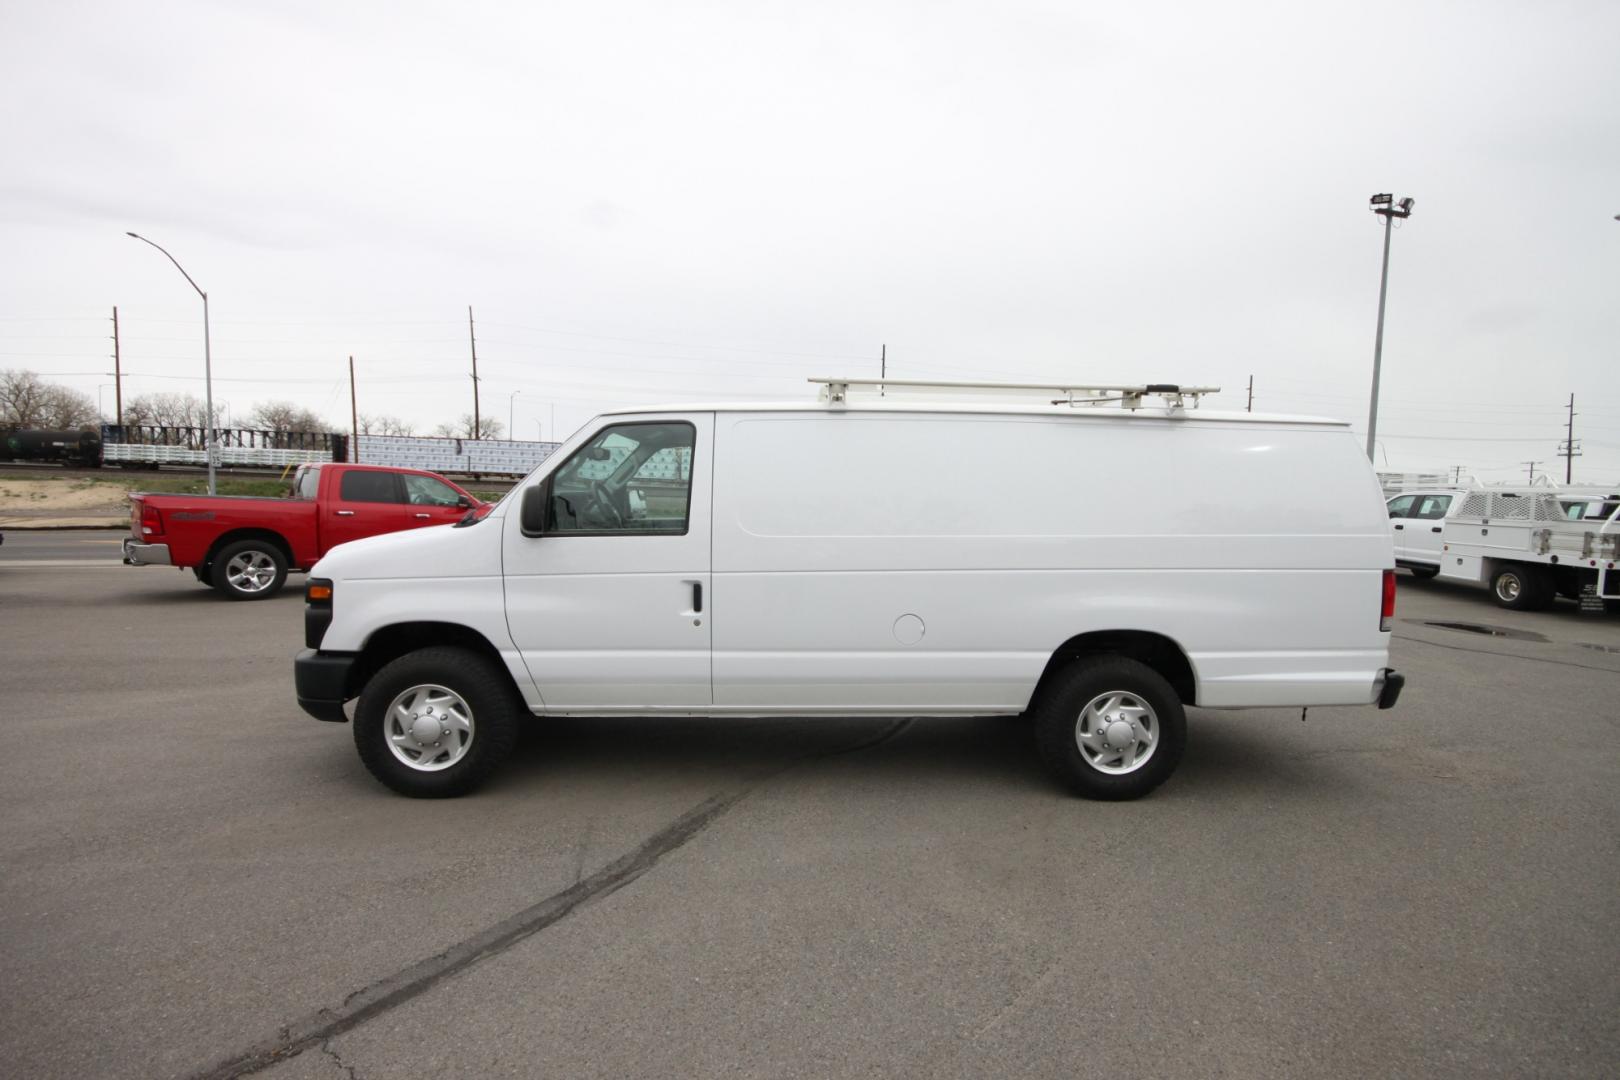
[
  {"left": 354, "top": 435, "right": 561, "bottom": 477},
  {"left": 103, "top": 444, "right": 333, "bottom": 468}
]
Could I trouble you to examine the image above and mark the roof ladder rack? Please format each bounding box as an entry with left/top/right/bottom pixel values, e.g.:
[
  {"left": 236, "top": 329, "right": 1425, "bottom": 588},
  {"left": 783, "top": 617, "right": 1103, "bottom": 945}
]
[{"left": 810, "top": 377, "right": 1220, "bottom": 410}]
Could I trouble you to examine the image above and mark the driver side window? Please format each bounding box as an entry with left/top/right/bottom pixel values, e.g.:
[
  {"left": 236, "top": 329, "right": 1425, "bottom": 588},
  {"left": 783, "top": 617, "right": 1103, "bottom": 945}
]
[{"left": 545, "top": 421, "right": 696, "bottom": 535}]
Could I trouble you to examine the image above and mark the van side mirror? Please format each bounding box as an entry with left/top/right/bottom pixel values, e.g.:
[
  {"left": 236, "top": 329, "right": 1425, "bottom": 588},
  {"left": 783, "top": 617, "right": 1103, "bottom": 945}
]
[{"left": 520, "top": 486, "right": 548, "bottom": 536}]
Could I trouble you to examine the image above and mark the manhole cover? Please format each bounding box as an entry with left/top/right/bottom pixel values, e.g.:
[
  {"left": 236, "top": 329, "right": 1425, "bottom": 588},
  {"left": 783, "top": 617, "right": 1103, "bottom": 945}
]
[
  {"left": 1421, "top": 621, "right": 1548, "bottom": 643},
  {"left": 1575, "top": 642, "right": 1620, "bottom": 655}
]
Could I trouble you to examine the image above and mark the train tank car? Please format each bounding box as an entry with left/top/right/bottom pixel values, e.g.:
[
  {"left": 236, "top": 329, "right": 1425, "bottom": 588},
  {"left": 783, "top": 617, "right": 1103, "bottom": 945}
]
[{"left": 2, "top": 428, "right": 104, "bottom": 466}]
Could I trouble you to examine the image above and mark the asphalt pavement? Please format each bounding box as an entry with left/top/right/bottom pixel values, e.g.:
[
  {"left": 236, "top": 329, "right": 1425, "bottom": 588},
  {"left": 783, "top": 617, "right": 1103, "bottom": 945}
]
[{"left": 1, "top": 542, "right": 1617, "bottom": 1079}]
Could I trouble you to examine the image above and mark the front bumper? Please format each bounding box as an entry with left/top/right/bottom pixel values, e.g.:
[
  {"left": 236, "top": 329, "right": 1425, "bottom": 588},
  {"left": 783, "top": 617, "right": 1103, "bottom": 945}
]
[
  {"left": 1377, "top": 668, "right": 1405, "bottom": 709},
  {"left": 295, "top": 648, "right": 357, "bottom": 723},
  {"left": 122, "top": 538, "right": 172, "bottom": 566}
]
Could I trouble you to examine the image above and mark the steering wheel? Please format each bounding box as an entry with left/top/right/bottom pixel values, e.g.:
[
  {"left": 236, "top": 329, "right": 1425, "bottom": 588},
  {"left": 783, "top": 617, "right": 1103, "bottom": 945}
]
[{"left": 588, "top": 482, "right": 624, "bottom": 528}]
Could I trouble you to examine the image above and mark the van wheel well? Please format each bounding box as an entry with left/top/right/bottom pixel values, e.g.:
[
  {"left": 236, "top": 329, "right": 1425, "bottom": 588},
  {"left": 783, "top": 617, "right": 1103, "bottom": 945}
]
[
  {"left": 349, "top": 623, "right": 512, "bottom": 701},
  {"left": 1031, "top": 631, "right": 1197, "bottom": 710},
  {"left": 203, "top": 528, "right": 293, "bottom": 573}
]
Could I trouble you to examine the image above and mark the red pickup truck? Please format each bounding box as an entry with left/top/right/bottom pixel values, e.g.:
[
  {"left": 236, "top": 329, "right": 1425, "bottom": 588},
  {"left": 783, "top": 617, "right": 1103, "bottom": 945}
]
[{"left": 122, "top": 463, "right": 483, "bottom": 600}]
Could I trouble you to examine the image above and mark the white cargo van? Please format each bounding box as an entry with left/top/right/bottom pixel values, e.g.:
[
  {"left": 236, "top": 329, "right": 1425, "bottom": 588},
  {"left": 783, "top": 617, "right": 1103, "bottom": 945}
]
[{"left": 294, "top": 379, "right": 1404, "bottom": 800}]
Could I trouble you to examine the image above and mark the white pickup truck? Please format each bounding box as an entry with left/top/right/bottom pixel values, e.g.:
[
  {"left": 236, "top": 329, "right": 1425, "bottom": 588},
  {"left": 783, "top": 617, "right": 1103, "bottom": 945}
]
[{"left": 1391, "top": 486, "right": 1620, "bottom": 609}]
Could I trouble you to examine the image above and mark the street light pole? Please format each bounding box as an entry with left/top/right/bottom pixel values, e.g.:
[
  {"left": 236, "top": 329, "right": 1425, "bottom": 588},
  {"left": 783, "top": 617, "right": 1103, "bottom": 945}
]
[
  {"left": 1365, "top": 194, "right": 1414, "bottom": 463},
  {"left": 126, "top": 232, "right": 217, "bottom": 494},
  {"left": 509, "top": 389, "right": 520, "bottom": 438}
]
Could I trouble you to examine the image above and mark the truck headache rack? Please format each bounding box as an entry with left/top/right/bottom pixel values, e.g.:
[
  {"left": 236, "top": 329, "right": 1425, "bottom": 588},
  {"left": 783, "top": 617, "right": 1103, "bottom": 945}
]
[{"left": 811, "top": 377, "right": 1220, "bottom": 410}]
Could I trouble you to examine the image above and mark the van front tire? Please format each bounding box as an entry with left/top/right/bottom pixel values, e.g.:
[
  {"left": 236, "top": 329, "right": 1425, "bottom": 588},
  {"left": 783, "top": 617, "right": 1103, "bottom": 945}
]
[
  {"left": 1034, "top": 656, "right": 1186, "bottom": 800},
  {"left": 353, "top": 647, "right": 522, "bottom": 798}
]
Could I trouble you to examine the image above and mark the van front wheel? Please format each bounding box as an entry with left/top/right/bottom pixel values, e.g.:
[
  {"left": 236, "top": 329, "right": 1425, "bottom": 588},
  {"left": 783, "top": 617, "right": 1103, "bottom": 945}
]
[
  {"left": 1034, "top": 656, "right": 1186, "bottom": 800},
  {"left": 353, "top": 647, "right": 522, "bottom": 798}
]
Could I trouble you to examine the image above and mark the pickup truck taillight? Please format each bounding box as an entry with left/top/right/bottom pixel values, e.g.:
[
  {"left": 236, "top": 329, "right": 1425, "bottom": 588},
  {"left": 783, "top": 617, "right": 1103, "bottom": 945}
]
[
  {"left": 1381, "top": 568, "right": 1396, "bottom": 632},
  {"left": 140, "top": 501, "right": 164, "bottom": 537}
]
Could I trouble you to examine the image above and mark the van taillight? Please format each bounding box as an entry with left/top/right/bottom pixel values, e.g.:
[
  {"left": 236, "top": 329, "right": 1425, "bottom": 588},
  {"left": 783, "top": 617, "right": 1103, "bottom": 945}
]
[
  {"left": 1381, "top": 569, "right": 1396, "bottom": 632},
  {"left": 141, "top": 502, "right": 163, "bottom": 537}
]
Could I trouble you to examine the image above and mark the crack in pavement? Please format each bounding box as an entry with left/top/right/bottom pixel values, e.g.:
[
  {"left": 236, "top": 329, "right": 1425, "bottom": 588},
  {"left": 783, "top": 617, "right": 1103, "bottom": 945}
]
[
  {"left": 185, "top": 717, "right": 914, "bottom": 1080},
  {"left": 318, "top": 1039, "right": 359, "bottom": 1080}
]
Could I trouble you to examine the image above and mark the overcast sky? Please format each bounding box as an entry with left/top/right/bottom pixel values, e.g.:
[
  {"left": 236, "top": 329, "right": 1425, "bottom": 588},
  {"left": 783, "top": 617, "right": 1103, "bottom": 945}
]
[{"left": 2, "top": 0, "right": 1617, "bottom": 480}]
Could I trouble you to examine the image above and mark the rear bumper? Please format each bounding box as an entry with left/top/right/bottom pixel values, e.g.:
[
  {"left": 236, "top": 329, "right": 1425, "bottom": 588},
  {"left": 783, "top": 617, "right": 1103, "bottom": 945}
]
[
  {"left": 1377, "top": 668, "right": 1405, "bottom": 709},
  {"left": 295, "top": 648, "right": 357, "bottom": 723},
  {"left": 122, "top": 538, "right": 172, "bottom": 566}
]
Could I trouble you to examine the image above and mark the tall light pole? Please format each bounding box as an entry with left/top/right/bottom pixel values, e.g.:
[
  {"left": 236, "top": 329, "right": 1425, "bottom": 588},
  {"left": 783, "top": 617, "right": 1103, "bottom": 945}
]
[
  {"left": 1365, "top": 194, "right": 1414, "bottom": 463},
  {"left": 508, "top": 389, "right": 520, "bottom": 438},
  {"left": 126, "top": 232, "right": 217, "bottom": 494}
]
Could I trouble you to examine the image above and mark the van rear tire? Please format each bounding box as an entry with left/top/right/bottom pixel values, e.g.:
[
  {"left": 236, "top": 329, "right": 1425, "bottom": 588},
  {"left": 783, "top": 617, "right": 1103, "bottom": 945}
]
[
  {"left": 353, "top": 647, "right": 521, "bottom": 798},
  {"left": 1033, "top": 656, "right": 1186, "bottom": 800},
  {"left": 1407, "top": 565, "right": 1439, "bottom": 580}
]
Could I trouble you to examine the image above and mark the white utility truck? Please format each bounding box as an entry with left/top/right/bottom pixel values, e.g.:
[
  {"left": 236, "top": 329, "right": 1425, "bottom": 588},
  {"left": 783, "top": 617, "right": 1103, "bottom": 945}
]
[
  {"left": 294, "top": 379, "right": 1405, "bottom": 800},
  {"left": 1418, "top": 485, "right": 1620, "bottom": 610}
]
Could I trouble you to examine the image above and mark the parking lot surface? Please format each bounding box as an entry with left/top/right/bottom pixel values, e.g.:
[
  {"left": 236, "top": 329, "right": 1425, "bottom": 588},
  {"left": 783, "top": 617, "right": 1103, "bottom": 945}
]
[{"left": 2, "top": 535, "right": 1618, "bottom": 1079}]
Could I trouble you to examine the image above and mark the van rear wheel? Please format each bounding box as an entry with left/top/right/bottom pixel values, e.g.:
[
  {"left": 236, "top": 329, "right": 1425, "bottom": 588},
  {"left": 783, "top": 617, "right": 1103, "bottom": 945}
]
[
  {"left": 1033, "top": 656, "right": 1186, "bottom": 800},
  {"left": 353, "top": 647, "right": 521, "bottom": 798}
]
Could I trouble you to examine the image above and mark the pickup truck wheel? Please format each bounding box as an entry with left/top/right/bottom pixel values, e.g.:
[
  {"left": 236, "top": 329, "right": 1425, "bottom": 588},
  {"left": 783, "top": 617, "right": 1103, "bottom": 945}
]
[
  {"left": 210, "top": 540, "right": 288, "bottom": 600},
  {"left": 1033, "top": 656, "right": 1186, "bottom": 800},
  {"left": 1491, "top": 566, "right": 1550, "bottom": 611},
  {"left": 353, "top": 647, "right": 521, "bottom": 798}
]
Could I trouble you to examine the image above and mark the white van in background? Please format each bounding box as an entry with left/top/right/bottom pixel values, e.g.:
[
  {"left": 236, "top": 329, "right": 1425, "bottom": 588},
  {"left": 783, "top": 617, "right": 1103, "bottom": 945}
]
[{"left": 294, "top": 379, "right": 1404, "bottom": 801}]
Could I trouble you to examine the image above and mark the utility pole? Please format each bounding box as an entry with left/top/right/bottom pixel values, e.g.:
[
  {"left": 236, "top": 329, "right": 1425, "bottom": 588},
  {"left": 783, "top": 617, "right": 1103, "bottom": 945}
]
[
  {"left": 468, "top": 305, "right": 481, "bottom": 439},
  {"left": 880, "top": 343, "right": 886, "bottom": 397},
  {"left": 1365, "top": 194, "right": 1415, "bottom": 462},
  {"left": 1522, "top": 460, "right": 1542, "bottom": 484},
  {"left": 111, "top": 306, "right": 123, "bottom": 427},
  {"left": 1246, "top": 374, "right": 1253, "bottom": 413},
  {"left": 1560, "top": 393, "right": 1580, "bottom": 483},
  {"left": 1453, "top": 465, "right": 1465, "bottom": 484},
  {"left": 348, "top": 355, "right": 359, "bottom": 464}
]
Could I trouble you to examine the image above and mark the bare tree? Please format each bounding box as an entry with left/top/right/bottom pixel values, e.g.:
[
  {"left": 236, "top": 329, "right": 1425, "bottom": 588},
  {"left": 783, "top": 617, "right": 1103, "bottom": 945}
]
[
  {"left": 39, "top": 384, "right": 98, "bottom": 428},
  {"left": 432, "top": 414, "right": 504, "bottom": 440},
  {"left": 357, "top": 413, "right": 415, "bottom": 436},
  {"left": 245, "top": 400, "right": 330, "bottom": 433},
  {"left": 1, "top": 370, "right": 101, "bottom": 429},
  {"left": 123, "top": 392, "right": 209, "bottom": 428}
]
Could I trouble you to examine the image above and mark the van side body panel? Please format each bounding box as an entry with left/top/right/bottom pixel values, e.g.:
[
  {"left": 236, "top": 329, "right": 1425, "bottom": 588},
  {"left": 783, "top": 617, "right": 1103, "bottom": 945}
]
[{"left": 710, "top": 412, "right": 1391, "bottom": 711}]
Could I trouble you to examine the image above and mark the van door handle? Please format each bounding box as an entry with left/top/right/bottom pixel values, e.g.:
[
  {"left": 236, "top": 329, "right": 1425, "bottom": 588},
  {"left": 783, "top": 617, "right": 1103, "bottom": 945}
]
[
  {"left": 1393, "top": 524, "right": 1404, "bottom": 530},
  {"left": 1431, "top": 526, "right": 1442, "bottom": 533},
  {"left": 692, "top": 582, "right": 703, "bottom": 613},
  {"left": 336, "top": 510, "right": 356, "bottom": 517}
]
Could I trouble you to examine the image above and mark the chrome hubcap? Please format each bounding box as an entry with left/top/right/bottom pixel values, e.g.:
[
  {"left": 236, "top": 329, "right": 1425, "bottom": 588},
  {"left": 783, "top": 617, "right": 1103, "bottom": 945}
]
[
  {"left": 1498, "top": 575, "right": 1521, "bottom": 601},
  {"left": 1074, "top": 690, "right": 1159, "bottom": 775},
  {"left": 225, "top": 550, "right": 277, "bottom": 592},
  {"left": 385, "top": 684, "right": 475, "bottom": 772}
]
